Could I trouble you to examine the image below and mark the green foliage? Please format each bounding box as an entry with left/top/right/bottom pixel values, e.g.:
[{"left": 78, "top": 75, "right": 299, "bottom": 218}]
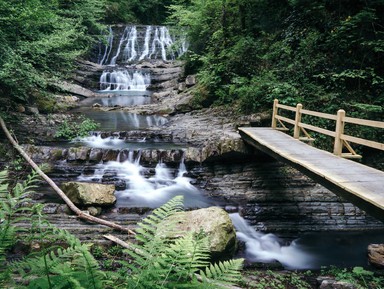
[
  {"left": 105, "top": 0, "right": 173, "bottom": 24},
  {"left": 55, "top": 117, "right": 99, "bottom": 140},
  {"left": 0, "top": 169, "right": 39, "bottom": 286},
  {"left": 16, "top": 235, "right": 105, "bottom": 289},
  {"left": 168, "top": 0, "right": 384, "bottom": 114},
  {"left": 321, "top": 265, "right": 384, "bottom": 289},
  {"left": 0, "top": 0, "right": 106, "bottom": 107},
  {"left": 0, "top": 169, "right": 106, "bottom": 288},
  {"left": 241, "top": 269, "right": 312, "bottom": 289}
]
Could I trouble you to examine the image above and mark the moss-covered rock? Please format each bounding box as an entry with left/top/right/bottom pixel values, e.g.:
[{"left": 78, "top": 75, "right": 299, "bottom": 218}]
[
  {"left": 60, "top": 182, "right": 116, "bottom": 206},
  {"left": 161, "top": 207, "right": 237, "bottom": 259}
]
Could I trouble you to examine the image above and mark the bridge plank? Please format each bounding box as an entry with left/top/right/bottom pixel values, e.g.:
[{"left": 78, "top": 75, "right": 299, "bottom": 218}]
[{"left": 238, "top": 127, "right": 384, "bottom": 220}]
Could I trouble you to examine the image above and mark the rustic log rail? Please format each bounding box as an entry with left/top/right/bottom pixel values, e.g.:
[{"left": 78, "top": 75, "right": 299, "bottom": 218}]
[{"left": 271, "top": 99, "right": 384, "bottom": 159}]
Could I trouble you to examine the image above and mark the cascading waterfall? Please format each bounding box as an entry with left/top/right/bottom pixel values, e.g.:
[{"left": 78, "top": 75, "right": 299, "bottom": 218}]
[
  {"left": 97, "top": 25, "right": 188, "bottom": 93},
  {"left": 98, "top": 25, "right": 188, "bottom": 65},
  {"left": 98, "top": 26, "right": 114, "bottom": 66},
  {"left": 78, "top": 153, "right": 209, "bottom": 208},
  {"left": 99, "top": 70, "right": 151, "bottom": 91}
]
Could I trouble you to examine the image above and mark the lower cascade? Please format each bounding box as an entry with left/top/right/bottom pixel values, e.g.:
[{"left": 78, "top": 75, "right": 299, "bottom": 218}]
[{"left": 230, "top": 213, "right": 316, "bottom": 269}]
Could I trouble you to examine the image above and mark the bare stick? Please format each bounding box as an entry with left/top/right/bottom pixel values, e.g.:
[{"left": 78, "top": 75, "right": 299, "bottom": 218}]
[{"left": 0, "top": 117, "right": 135, "bottom": 235}]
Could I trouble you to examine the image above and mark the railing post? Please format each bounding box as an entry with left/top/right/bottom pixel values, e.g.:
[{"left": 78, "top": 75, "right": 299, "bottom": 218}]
[
  {"left": 293, "top": 103, "right": 302, "bottom": 139},
  {"left": 272, "top": 99, "right": 278, "bottom": 128},
  {"left": 334, "top": 109, "right": 346, "bottom": 156}
]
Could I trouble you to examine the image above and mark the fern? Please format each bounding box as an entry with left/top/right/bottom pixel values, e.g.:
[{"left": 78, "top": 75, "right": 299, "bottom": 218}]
[
  {"left": 0, "top": 169, "right": 40, "bottom": 287},
  {"left": 199, "top": 259, "right": 244, "bottom": 288},
  {"left": 0, "top": 169, "right": 106, "bottom": 289},
  {"left": 123, "top": 196, "right": 244, "bottom": 289},
  {"left": 12, "top": 226, "right": 106, "bottom": 289}
]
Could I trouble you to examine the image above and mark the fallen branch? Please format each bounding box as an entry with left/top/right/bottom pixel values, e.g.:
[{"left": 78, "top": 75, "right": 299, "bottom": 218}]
[{"left": 0, "top": 117, "right": 135, "bottom": 235}]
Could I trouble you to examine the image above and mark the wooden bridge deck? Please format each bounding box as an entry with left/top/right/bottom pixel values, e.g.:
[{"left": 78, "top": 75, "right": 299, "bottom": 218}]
[{"left": 239, "top": 127, "right": 384, "bottom": 222}]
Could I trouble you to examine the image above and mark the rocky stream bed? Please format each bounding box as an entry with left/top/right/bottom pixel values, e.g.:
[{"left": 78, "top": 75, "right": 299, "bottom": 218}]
[{"left": 2, "top": 36, "right": 384, "bottom": 287}]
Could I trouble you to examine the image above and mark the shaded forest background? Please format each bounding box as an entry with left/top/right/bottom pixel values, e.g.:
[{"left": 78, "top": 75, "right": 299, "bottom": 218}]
[{"left": 0, "top": 0, "right": 383, "bottom": 121}]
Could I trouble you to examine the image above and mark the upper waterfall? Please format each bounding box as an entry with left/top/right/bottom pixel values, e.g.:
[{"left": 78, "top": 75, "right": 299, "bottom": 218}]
[{"left": 97, "top": 25, "right": 188, "bottom": 65}]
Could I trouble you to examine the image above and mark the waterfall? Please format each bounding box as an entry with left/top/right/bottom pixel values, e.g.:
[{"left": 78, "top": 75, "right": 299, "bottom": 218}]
[
  {"left": 98, "top": 25, "right": 188, "bottom": 64},
  {"left": 123, "top": 26, "right": 138, "bottom": 62},
  {"left": 99, "top": 70, "right": 151, "bottom": 91},
  {"left": 99, "top": 27, "right": 113, "bottom": 66},
  {"left": 78, "top": 155, "right": 209, "bottom": 208},
  {"left": 230, "top": 213, "right": 316, "bottom": 269},
  {"left": 139, "top": 26, "right": 152, "bottom": 61}
]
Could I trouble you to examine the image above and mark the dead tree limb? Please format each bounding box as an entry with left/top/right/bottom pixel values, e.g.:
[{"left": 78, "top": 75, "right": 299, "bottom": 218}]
[{"left": 0, "top": 117, "right": 135, "bottom": 235}]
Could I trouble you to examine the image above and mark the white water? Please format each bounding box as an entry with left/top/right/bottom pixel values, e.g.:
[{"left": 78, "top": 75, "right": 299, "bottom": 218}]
[
  {"left": 99, "top": 25, "right": 188, "bottom": 64},
  {"left": 100, "top": 70, "right": 151, "bottom": 91},
  {"left": 74, "top": 135, "right": 126, "bottom": 149},
  {"left": 78, "top": 154, "right": 209, "bottom": 208},
  {"left": 230, "top": 213, "right": 316, "bottom": 269},
  {"left": 99, "top": 26, "right": 114, "bottom": 66}
]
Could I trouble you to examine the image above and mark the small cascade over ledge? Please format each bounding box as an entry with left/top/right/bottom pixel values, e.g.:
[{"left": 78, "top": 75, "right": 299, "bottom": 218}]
[{"left": 99, "top": 69, "right": 151, "bottom": 91}]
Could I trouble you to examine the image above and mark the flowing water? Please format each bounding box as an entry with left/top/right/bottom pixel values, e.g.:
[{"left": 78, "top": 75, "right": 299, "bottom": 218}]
[
  {"left": 99, "top": 70, "right": 151, "bottom": 91},
  {"left": 98, "top": 25, "right": 188, "bottom": 65},
  {"left": 77, "top": 153, "right": 212, "bottom": 209},
  {"left": 59, "top": 24, "right": 384, "bottom": 270}
]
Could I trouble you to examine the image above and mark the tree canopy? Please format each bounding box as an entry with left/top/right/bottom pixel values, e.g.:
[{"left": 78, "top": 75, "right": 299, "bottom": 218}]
[
  {"left": 0, "top": 0, "right": 106, "bottom": 108},
  {"left": 168, "top": 0, "right": 384, "bottom": 117}
]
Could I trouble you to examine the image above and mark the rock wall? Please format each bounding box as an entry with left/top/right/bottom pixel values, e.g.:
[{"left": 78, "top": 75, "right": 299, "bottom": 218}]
[{"left": 192, "top": 161, "right": 384, "bottom": 233}]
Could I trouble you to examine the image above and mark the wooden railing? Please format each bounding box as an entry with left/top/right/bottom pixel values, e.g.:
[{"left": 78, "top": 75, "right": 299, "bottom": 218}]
[{"left": 271, "top": 99, "right": 384, "bottom": 158}]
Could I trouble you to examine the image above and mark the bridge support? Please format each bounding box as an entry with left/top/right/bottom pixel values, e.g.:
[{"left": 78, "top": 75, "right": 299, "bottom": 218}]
[{"left": 333, "top": 109, "right": 345, "bottom": 156}]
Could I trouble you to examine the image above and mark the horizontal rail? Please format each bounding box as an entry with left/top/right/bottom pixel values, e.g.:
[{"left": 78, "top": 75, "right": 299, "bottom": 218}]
[
  {"left": 299, "top": 123, "right": 336, "bottom": 138},
  {"left": 271, "top": 99, "right": 384, "bottom": 157},
  {"left": 344, "top": 116, "right": 384, "bottom": 129},
  {"left": 275, "top": 115, "right": 296, "bottom": 125},
  {"left": 341, "top": 134, "right": 384, "bottom": 151},
  {"left": 276, "top": 103, "right": 296, "bottom": 112},
  {"left": 300, "top": 109, "right": 338, "bottom": 121}
]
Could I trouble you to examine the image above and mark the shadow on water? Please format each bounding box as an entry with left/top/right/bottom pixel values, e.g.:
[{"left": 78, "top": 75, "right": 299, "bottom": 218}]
[
  {"left": 71, "top": 107, "right": 167, "bottom": 131},
  {"left": 79, "top": 91, "right": 153, "bottom": 107}
]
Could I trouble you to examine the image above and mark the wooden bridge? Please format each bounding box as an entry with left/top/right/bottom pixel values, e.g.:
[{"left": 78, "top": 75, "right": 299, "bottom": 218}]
[{"left": 239, "top": 99, "right": 384, "bottom": 222}]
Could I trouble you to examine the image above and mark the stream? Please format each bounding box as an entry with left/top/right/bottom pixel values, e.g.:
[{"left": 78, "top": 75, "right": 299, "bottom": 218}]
[{"left": 47, "top": 25, "right": 384, "bottom": 270}]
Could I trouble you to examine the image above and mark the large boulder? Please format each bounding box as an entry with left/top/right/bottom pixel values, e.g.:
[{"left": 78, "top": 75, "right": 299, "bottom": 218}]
[
  {"left": 61, "top": 182, "right": 116, "bottom": 206},
  {"left": 161, "top": 207, "right": 237, "bottom": 259},
  {"left": 368, "top": 243, "right": 384, "bottom": 268}
]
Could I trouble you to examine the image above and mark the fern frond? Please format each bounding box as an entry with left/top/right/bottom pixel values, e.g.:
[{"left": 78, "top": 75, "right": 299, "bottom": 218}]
[
  {"left": 199, "top": 258, "right": 244, "bottom": 288},
  {"left": 70, "top": 244, "right": 105, "bottom": 289}
]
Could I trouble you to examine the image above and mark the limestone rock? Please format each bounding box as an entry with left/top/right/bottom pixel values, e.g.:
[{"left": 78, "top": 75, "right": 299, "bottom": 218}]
[
  {"left": 54, "top": 80, "right": 97, "bottom": 98},
  {"left": 368, "top": 243, "right": 384, "bottom": 268},
  {"left": 178, "top": 82, "right": 186, "bottom": 92},
  {"left": 87, "top": 206, "right": 102, "bottom": 216},
  {"left": 61, "top": 182, "right": 116, "bottom": 206},
  {"left": 185, "top": 75, "right": 196, "bottom": 87},
  {"left": 319, "top": 279, "right": 357, "bottom": 289},
  {"left": 67, "top": 147, "right": 90, "bottom": 161},
  {"left": 25, "top": 106, "right": 39, "bottom": 115},
  {"left": 161, "top": 207, "right": 237, "bottom": 258}
]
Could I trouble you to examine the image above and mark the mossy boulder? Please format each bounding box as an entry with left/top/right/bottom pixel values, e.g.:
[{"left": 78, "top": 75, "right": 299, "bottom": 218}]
[
  {"left": 161, "top": 207, "right": 237, "bottom": 259},
  {"left": 61, "top": 182, "right": 116, "bottom": 206}
]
